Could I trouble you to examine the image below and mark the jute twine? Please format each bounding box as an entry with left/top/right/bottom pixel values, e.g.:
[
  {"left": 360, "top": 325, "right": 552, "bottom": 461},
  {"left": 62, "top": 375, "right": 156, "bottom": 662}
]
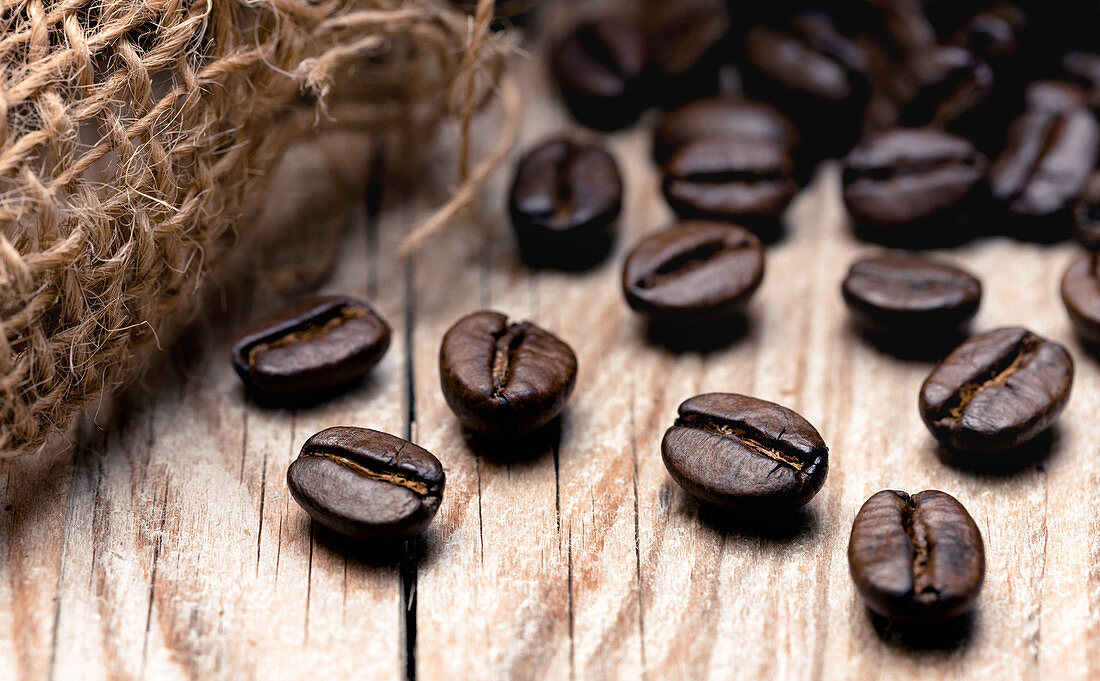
[{"left": 0, "top": 0, "right": 515, "bottom": 456}]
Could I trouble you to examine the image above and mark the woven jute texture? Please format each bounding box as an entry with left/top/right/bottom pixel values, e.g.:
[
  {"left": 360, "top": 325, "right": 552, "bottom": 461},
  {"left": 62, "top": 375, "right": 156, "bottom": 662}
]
[{"left": 0, "top": 0, "right": 509, "bottom": 455}]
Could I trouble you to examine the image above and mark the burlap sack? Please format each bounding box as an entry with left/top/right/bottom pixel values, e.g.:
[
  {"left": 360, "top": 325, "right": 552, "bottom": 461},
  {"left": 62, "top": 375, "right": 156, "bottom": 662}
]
[{"left": 0, "top": 0, "right": 511, "bottom": 455}]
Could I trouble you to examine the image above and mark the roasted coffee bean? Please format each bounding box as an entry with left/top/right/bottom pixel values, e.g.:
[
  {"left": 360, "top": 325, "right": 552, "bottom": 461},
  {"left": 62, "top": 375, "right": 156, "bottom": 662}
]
[
  {"left": 652, "top": 96, "right": 800, "bottom": 167},
  {"left": 919, "top": 327, "right": 1074, "bottom": 453},
  {"left": 1075, "top": 173, "right": 1100, "bottom": 250},
  {"left": 232, "top": 296, "right": 390, "bottom": 398},
  {"left": 950, "top": 3, "right": 1029, "bottom": 68},
  {"left": 841, "top": 128, "right": 987, "bottom": 246},
  {"left": 1061, "top": 253, "right": 1100, "bottom": 343},
  {"left": 662, "top": 393, "right": 828, "bottom": 511},
  {"left": 663, "top": 137, "right": 798, "bottom": 233},
  {"left": 551, "top": 20, "right": 646, "bottom": 130},
  {"left": 1061, "top": 52, "right": 1100, "bottom": 115},
  {"left": 869, "top": 0, "right": 938, "bottom": 60},
  {"left": 287, "top": 427, "right": 444, "bottom": 540},
  {"left": 848, "top": 490, "right": 984, "bottom": 622},
  {"left": 896, "top": 46, "right": 994, "bottom": 135},
  {"left": 741, "top": 12, "right": 871, "bottom": 156},
  {"left": 842, "top": 255, "right": 981, "bottom": 333},
  {"left": 990, "top": 81, "right": 1100, "bottom": 241},
  {"left": 622, "top": 222, "right": 764, "bottom": 323},
  {"left": 440, "top": 311, "right": 578, "bottom": 436},
  {"left": 508, "top": 138, "right": 622, "bottom": 269},
  {"left": 641, "top": 0, "right": 730, "bottom": 107}
]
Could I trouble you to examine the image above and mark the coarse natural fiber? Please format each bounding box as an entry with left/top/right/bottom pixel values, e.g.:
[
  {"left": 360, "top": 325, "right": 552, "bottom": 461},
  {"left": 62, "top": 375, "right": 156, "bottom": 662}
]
[{"left": 0, "top": 0, "right": 512, "bottom": 456}]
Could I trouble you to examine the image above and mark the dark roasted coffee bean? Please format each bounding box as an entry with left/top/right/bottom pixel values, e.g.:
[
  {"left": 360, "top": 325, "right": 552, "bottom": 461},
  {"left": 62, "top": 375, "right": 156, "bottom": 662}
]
[
  {"left": 842, "top": 255, "right": 981, "bottom": 333},
  {"left": 1075, "top": 173, "right": 1100, "bottom": 250},
  {"left": 663, "top": 137, "right": 798, "bottom": 233},
  {"left": 508, "top": 138, "right": 621, "bottom": 269},
  {"left": 841, "top": 128, "right": 987, "bottom": 246},
  {"left": 1061, "top": 52, "right": 1100, "bottom": 115},
  {"left": 551, "top": 20, "right": 646, "bottom": 130},
  {"left": 869, "top": 0, "right": 938, "bottom": 60},
  {"left": 652, "top": 96, "right": 800, "bottom": 167},
  {"left": 990, "top": 81, "right": 1100, "bottom": 241},
  {"left": 662, "top": 393, "right": 828, "bottom": 511},
  {"left": 896, "top": 46, "right": 994, "bottom": 135},
  {"left": 741, "top": 12, "right": 870, "bottom": 156},
  {"left": 919, "top": 327, "right": 1074, "bottom": 453},
  {"left": 951, "top": 4, "right": 1028, "bottom": 66},
  {"left": 622, "top": 222, "right": 764, "bottom": 323},
  {"left": 641, "top": 0, "right": 730, "bottom": 107},
  {"left": 232, "top": 296, "right": 390, "bottom": 398},
  {"left": 848, "top": 490, "right": 984, "bottom": 622},
  {"left": 440, "top": 311, "right": 578, "bottom": 436},
  {"left": 1061, "top": 253, "right": 1100, "bottom": 343},
  {"left": 287, "top": 427, "right": 444, "bottom": 540}
]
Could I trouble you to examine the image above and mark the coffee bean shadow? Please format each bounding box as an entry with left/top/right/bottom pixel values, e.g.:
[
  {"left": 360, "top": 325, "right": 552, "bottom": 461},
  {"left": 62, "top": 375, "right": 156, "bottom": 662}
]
[
  {"left": 852, "top": 222, "right": 976, "bottom": 251},
  {"left": 674, "top": 491, "right": 823, "bottom": 547},
  {"left": 460, "top": 416, "right": 564, "bottom": 469},
  {"left": 933, "top": 428, "right": 1061, "bottom": 478},
  {"left": 749, "top": 219, "right": 786, "bottom": 246},
  {"left": 238, "top": 373, "right": 381, "bottom": 412},
  {"left": 518, "top": 236, "right": 618, "bottom": 272},
  {"left": 869, "top": 609, "right": 976, "bottom": 652},
  {"left": 1074, "top": 338, "right": 1100, "bottom": 362},
  {"left": 311, "top": 522, "right": 440, "bottom": 570},
  {"left": 852, "top": 325, "right": 970, "bottom": 363},
  {"left": 643, "top": 314, "right": 754, "bottom": 354}
]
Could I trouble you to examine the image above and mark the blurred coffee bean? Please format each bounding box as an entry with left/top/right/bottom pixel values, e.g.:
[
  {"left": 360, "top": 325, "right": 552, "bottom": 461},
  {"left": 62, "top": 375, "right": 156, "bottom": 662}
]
[
  {"left": 1061, "top": 252, "right": 1100, "bottom": 343},
  {"left": 551, "top": 20, "right": 646, "bottom": 130},
  {"left": 1075, "top": 173, "right": 1100, "bottom": 250},
  {"left": 897, "top": 46, "right": 995, "bottom": 138},
  {"left": 869, "top": 0, "right": 939, "bottom": 62},
  {"left": 641, "top": 0, "right": 731, "bottom": 107},
  {"left": 842, "top": 255, "right": 982, "bottom": 334},
  {"left": 841, "top": 128, "right": 987, "bottom": 247},
  {"left": 740, "top": 11, "right": 871, "bottom": 157},
  {"left": 1061, "top": 52, "right": 1100, "bottom": 115},
  {"left": 622, "top": 221, "right": 764, "bottom": 324},
  {"left": 950, "top": 3, "right": 1029, "bottom": 68},
  {"left": 652, "top": 96, "right": 800, "bottom": 167},
  {"left": 990, "top": 81, "right": 1100, "bottom": 241},
  {"left": 508, "top": 138, "right": 621, "bottom": 270},
  {"left": 663, "top": 137, "right": 799, "bottom": 236}
]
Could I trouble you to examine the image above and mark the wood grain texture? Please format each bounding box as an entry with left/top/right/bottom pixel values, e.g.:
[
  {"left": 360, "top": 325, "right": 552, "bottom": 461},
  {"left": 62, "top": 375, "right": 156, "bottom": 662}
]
[{"left": 3, "top": 6, "right": 1100, "bottom": 679}]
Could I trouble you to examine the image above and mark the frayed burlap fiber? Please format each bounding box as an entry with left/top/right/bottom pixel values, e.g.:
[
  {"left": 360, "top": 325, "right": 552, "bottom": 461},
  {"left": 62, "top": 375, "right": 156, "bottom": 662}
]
[{"left": 0, "top": 0, "right": 509, "bottom": 455}]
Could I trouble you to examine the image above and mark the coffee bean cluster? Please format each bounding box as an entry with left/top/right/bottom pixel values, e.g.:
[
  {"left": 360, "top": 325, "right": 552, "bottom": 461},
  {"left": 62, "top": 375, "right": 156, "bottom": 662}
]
[{"left": 229, "top": 0, "right": 1100, "bottom": 633}]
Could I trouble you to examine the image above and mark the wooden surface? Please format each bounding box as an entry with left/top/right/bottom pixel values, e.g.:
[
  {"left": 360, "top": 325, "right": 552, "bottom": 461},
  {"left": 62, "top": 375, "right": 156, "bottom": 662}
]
[{"left": 4, "top": 10, "right": 1100, "bottom": 681}]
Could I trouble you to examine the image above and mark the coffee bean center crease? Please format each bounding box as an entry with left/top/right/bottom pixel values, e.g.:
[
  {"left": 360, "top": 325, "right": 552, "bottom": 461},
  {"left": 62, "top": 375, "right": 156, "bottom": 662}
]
[
  {"left": 943, "top": 335, "right": 1039, "bottom": 421},
  {"left": 636, "top": 239, "right": 748, "bottom": 289},
  {"left": 246, "top": 306, "right": 367, "bottom": 365},
  {"left": 899, "top": 493, "right": 938, "bottom": 598},
  {"left": 304, "top": 448, "right": 431, "bottom": 496},
  {"left": 679, "top": 413, "right": 811, "bottom": 471},
  {"left": 490, "top": 322, "right": 530, "bottom": 397},
  {"left": 849, "top": 155, "right": 977, "bottom": 182}
]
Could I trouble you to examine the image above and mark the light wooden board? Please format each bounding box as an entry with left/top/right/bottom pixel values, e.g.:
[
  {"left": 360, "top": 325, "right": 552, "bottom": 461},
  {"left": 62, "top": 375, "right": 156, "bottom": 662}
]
[{"left": 3, "top": 6, "right": 1100, "bottom": 679}]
